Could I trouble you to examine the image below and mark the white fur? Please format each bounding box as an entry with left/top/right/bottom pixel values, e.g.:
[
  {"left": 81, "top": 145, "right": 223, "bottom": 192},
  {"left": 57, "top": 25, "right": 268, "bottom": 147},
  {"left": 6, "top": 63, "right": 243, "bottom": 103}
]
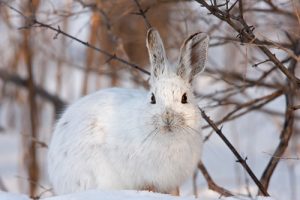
[{"left": 48, "top": 28, "right": 209, "bottom": 195}]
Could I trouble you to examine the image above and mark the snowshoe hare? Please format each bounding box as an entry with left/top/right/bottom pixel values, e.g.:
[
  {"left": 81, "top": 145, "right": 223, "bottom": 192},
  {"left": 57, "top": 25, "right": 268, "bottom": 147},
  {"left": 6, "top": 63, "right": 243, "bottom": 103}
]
[{"left": 48, "top": 28, "right": 209, "bottom": 194}]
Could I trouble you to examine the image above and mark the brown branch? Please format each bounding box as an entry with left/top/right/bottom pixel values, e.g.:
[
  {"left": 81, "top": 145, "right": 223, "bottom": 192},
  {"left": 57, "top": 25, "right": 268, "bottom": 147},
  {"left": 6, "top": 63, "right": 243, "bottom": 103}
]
[
  {"left": 258, "top": 40, "right": 300, "bottom": 194},
  {"left": 210, "top": 36, "right": 291, "bottom": 48},
  {"left": 22, "top": 1, "right": 41, "bottom": 196},
  {"left": 244, "top": 8, "right": 296, "bottom": 19},
  {"left": 203, "top": 90, "right": 283, "bottom": 128},
  {"left": 132, "top": 0, "right": 152, "bottom": 29},
  {"left": 198, "top": 161, "right": 233, "bottom": 197},
  {"left": 197, "top": 64, "right": 283, "bottom": 103},
  {"left": 199, "top": 108, "right": 270, "bottom": 196},
  {"left": 252, "top": 59, "right": 271, "bottom": 68},
  {"left": 195, "top": 0, "right": 300, "bottom": 87},
  {"left": 0, "top": 177, "right": 8, "bottom": 191},
  {"left": 262, "top": 152, "right": 300, "bottom": 161},
  {"left": 205, "top": 68, "right": 283, "bottom": 90},
  {"left": 2, "top": 2, "right": 150, "bottom": 76},
  {"left": 75, "top": 0, "right": 111, "bottom": 30},
  {"left": 15, "top": 175, "right": 49, "bottom": 195},
  {"left": 192, "top": 171, "right": 198, "bottom": 198},
  {"left": 26, "top": 21, "right": 150, "bottom": 75},
  {"left": 258, "top": 90, "right": 294, "bottom": 194},
  {"left": 290, "top": 105, "right": 300, "bottom": 110},
  {"left": 0, "top": 69, "right": 66, "bottom": 116}
]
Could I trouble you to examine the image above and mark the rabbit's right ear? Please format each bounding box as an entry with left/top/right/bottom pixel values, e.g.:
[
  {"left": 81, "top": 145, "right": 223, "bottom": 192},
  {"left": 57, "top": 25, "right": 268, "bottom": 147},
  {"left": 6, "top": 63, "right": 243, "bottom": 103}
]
[
  {"left": 146, "top": 28, "right": 167, "bottom": 79},
  {"left": 177, "top": 32, "right": 209, "bottom": 83}
]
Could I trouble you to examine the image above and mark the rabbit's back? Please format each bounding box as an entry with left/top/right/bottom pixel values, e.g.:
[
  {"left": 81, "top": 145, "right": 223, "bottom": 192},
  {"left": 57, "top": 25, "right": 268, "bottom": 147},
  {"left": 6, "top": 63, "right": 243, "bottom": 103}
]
[{"left": 48, "top": 88, "right": 147, "bottom": 194}]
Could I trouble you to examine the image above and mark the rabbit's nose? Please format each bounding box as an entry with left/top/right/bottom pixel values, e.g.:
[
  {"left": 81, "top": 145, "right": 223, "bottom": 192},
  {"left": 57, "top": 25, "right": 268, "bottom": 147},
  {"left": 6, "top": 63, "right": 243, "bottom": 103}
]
[
  {"left": 164, "top": 107, "right": 173, "bottom": 116},
  {"left": 163, "top": 108, "right": 174, "bottom": 124},
  {"left": 164, "top": 109, "right": 170, "bottom": 117},
  {"left": 166, "top": 118, "right": 171, "bottom": 126}
]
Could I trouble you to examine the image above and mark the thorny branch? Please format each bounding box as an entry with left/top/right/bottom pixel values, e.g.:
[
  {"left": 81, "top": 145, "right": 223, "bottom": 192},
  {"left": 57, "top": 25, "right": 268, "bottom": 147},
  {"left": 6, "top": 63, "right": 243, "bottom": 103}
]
[
  {"left": 258, "top": 40, "right": 300, "bottom": 194},
  {"left": 25, "top": 21, "right": 150, "bottom": 75},
  {"left": 199, "top": 108, "right": 270, "bottom": 196},
  {"left": 1, "top": 1, "right": 150, "bottom": 76},
  {"left": 132, "top": 0, "right": 152, "bottom": 29},
  {"left": 195, "top": 0, "right": 300, "bottom": 87},
  {"left": 194, "top": 2, "right": 299, "bottom": 194}
]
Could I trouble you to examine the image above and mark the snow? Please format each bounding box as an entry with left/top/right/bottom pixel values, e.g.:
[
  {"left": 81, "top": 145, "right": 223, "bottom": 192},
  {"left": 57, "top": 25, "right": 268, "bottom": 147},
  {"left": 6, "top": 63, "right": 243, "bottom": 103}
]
[
  {"left": 0, "top": 190, "right": 277, "bottom": 200},
  {"left": 0, "top": 192, "right": 30, "bottom": 200}
]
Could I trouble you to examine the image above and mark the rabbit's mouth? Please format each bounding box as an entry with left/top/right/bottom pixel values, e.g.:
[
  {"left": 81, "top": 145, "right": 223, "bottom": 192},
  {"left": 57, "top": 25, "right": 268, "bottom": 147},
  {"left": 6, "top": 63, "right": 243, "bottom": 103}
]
[
  {"left": 152, "top": 108, "right": 186, "bottom": 133},
  {"left": 162, "top": 118, "right": 176, "bottom": 132},
  {"left": 162, "top": 124, "right": 172, "bottom": 132}
]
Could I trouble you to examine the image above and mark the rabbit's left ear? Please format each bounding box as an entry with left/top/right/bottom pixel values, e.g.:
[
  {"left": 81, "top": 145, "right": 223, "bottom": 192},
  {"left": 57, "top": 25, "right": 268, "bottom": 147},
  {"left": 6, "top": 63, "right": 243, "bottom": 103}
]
[
  {"left": 146, "top": 28, "right": 167, "bottom": 79},
  {"left": 177, "top": 32, "right": 209, "bottom": 83}
]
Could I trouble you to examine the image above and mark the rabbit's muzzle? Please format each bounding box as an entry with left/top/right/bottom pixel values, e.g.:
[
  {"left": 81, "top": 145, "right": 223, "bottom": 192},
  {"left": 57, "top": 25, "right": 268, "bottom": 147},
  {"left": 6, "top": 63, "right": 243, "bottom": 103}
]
[{"left": 153, "top": 108, "right": 186, "bottom": 133}]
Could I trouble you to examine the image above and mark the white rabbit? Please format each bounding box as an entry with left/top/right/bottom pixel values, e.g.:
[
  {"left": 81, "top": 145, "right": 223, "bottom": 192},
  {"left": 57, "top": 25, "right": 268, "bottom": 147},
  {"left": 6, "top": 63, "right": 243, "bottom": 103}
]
[{"left": 47, "top": 28, "right": 209, "bottom": 195}]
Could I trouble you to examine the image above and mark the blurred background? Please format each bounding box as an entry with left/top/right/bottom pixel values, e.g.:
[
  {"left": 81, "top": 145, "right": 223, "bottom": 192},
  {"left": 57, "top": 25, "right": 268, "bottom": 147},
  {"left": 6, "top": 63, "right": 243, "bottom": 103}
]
[{"left": 0, "top": 0, "right": 299, "bottom": 199}]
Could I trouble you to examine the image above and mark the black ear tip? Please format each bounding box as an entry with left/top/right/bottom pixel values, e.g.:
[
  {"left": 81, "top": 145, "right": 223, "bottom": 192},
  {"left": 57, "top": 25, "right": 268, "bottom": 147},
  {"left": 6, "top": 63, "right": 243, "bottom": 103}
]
[
  {"left": 147, "top": 27, "right": 157, "bottom": 34},
  {"left": 184, "top": 32, "right": 209, "bottom": 44},
  {"left": 147, "top": 27, "right": 159, "bottom": 39}
]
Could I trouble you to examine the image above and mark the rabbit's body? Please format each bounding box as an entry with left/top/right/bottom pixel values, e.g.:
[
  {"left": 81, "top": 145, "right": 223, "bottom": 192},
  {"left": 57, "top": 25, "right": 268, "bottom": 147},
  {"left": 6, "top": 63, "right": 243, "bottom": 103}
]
[{"left": 48, "top": 28, "right": 209, "bottom": 195}]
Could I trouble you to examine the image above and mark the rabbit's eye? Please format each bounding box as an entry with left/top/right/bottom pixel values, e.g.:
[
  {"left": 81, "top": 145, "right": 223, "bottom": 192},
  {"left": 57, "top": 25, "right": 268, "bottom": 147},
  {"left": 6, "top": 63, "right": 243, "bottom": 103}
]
[
  {"left": 181, "top": 93, "right": 187, "bottom": 104},
  {"left": 151, "top": 93, "right": 156, "bottom": 104}
]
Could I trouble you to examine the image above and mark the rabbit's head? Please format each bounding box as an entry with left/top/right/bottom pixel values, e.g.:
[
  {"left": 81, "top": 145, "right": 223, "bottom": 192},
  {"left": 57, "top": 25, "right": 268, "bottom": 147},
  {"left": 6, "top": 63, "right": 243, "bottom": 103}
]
[{"left": 145, "top": 28, "right": 209, "bottom": 134}]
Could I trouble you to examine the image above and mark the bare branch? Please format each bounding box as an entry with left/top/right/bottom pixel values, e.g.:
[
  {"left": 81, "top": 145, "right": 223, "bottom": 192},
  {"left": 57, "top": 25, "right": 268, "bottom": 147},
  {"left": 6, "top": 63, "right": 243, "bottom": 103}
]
[
  {"left": 198, "top": 162, "right": 233, "bottom": 197},
  {"left": 132, "top": 0, "right": 152, "bottom": 29},
  {"left": 203, "top": 90, "right": 283, "bottom": 128},
  {"left": 262, "top": 152, "right": 299, "bottom": 161},
  {"left": 0, "top": 69, "right": 66, "bottom": 116},
  {"left": 0, "top": 177, "right": 8, "bottom": 191},
  {"left": 290, "top": 105, "right": 300, "bottom": 110},
  {"left": 2, "top": 2, "right": 150, "bottom": 76},
  {"left": 258, "top": 40, "right": 300, "bottom": 194},
  {"left": 75, "top": 0, "right": 111, "bottom": 30},
  {"left": 199, "top": 108, "right": 270, "bottom": 196},
  {"left": 195, "top": 0, "right": 300, "bottom": 87}
]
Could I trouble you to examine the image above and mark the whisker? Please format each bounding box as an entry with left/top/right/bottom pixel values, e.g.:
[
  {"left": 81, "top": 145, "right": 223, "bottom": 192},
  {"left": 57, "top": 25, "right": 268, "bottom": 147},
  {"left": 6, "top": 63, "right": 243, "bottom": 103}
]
[
  {"left": 128, "top": 127, "right": 159, "bottom": 159},
  {"left": 185, "top": 125, "right": 201, "bottom": 135},
  {"left": 141, "top": 127, "right": 159, "bottom": 144}
]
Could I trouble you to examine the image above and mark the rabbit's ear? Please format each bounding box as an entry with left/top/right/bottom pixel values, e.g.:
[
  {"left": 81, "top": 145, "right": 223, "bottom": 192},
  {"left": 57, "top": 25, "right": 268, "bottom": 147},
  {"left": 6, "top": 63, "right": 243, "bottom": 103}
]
[
  {"left": 146, "top": 28, "right": 167, "bottom": 79},
  {"left": 177, "top": 32, "right": 209, "bottom": 82}
]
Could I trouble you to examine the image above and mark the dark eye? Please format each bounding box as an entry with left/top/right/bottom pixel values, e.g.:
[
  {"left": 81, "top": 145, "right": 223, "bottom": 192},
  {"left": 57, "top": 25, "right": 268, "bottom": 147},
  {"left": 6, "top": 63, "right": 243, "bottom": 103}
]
[
  {"left": 181, "top": 93, "right": 187, "bottom": 104},
  {"left": 150, "top": 93, "right": 156, "bottom": 104}
]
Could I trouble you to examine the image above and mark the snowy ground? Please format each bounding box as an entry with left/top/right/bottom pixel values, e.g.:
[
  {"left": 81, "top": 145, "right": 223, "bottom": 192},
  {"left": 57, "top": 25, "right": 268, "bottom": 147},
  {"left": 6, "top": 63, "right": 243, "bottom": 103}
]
[{"left": 0, "top": 190, "right": 276, "bottom": 200}]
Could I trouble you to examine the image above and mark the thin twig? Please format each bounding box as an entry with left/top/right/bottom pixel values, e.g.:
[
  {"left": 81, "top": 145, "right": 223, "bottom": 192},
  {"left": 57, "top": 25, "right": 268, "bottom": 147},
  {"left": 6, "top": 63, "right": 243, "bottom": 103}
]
[
  {"left": 262, "top": 152, "right": 299, "bottom": 161},
  {"left": 132, "top": 0, "right": 152, "bottom": 29},
  {"left": 75, "top": 0, "right": 111, "bottom": 30},
  {"left": 202, "top": 90, "right": 283, "bottom": 128},
  {"left": 192, "top": 171, "right": 198, "bottom": 198},
  {"left": 290, "top": 104, "right": 300, "bottom": 110}
]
